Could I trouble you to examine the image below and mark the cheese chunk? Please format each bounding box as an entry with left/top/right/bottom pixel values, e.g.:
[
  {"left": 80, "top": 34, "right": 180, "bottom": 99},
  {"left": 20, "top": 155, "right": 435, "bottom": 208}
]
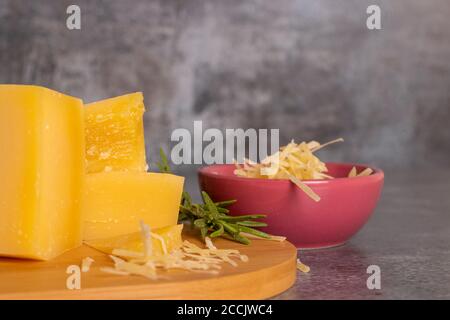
[
  {"left": 83, "top": 172, "right": 184, "bottom": 240},
  {"left": 85, "top": 92, "right": 147, "bottom": 173},
  {"left": 85, "top": 224, "right": 183, "bottom": 256},
  {"left": 0, "top": 85, "right": 84, "bottom": 260}
]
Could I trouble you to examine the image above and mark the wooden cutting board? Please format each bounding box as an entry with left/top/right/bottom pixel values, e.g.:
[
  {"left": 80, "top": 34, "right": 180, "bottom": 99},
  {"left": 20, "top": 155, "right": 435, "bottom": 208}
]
[{"left": 0, "top": 231, "right": 297, "bottom": 300}]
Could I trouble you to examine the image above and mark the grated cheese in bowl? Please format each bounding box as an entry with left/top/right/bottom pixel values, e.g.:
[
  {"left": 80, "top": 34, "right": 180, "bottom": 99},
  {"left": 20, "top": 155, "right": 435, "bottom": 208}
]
[{"left": 234, "top": 138, "right": 344, "bottom": 201}]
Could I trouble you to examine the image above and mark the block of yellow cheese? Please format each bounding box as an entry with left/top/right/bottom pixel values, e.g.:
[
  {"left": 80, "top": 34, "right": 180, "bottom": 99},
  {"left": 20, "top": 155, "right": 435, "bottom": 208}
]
[
  {"left": 85, "top": 93, "right": 147, "bottom": 173},
  {"left": 83, "top": 172, "right": 184, "bottom": 240},
  {"left": 0, "top": 85, "right": 84, "bottom": 260}
]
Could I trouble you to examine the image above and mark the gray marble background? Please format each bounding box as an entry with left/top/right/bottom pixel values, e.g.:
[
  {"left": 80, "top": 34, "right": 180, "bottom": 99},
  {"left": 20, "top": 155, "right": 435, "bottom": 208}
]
[
  {"left": 1, "top": 0, "right": 449, "bottom": 300},
  {"left": 1, "top": 0, "right": 449, "bottom": 170}
]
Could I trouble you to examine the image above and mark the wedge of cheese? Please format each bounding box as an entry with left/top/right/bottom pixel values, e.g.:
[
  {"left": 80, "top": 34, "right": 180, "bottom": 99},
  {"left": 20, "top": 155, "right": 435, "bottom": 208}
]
[
  {"left": 85, "top": 93, "right": 147, "bottom": 173},
  {"left": 85, "top": 224, "right": 183, "bottom": 256},
  {"left": 83, "top": 172, "right": 184, "bottom": 240},
  {"left": 0, "top": 85, "right": 84, "bottom": 260}
]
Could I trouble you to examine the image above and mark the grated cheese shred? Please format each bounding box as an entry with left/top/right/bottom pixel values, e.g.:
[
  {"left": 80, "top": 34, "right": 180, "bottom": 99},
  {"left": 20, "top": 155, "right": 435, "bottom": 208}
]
[
  {"left": 140, "top": 220, "right": 152, "bottom": 258},
  {"left": 81, "top": 257, "right": 95, "bottom": 272},
  {"left": 150, "top": 232, "right": 168, "bottom": 255},
  {"left": 100, "top": 267, "right": 130, "bottom": 276},
  {"left": 348, "top": 166, "right": 357, "bottom": 177},
  {"left": 357, "top": 167, "right": 373, "bottom": 177},
  {"left": 348, "top": 166, "right": 374, "bottom": 178},
  {"left": 296, "top": 258, "right": 310, "bottom": 273},
  {"left": 239, "top": 232, "right": 286, "bottom": 242}
]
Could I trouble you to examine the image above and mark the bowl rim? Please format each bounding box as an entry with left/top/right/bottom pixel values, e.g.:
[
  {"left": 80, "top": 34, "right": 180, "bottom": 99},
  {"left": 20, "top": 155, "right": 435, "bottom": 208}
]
[{"left": 198, "top": 162, "right": 384, "bottom": 185}]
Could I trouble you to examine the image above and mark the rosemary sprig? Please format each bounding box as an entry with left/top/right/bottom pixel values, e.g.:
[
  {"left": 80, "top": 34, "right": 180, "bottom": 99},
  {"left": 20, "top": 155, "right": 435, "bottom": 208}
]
[{"left": 157, "top": 148, "right": 270, "bottom": 244}]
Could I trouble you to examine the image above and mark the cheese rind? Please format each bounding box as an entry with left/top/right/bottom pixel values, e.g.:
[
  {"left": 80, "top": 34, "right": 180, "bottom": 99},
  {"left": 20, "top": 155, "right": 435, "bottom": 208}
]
[
  {"left": 83, "top": 172, "right": 184, "bottom": 240},
  {"left": 85, "top": 93, "right": 147, "bottom": 173},
  {"left": 0, "top": 85, "right": 84, "bottom": 260}
]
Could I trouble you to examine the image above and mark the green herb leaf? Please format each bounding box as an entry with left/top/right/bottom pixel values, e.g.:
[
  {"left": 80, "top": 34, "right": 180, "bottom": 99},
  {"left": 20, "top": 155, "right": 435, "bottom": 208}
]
[
  {"left": 201, "top": 191, "right": 220, "bottom": 219},
  {"left": 156, "top": 147, "right": 171, "bottom": 173},
  {"left": 236, "top": 221, "right": 268, "bottom": 227},
  {"left": 210, "top": 224, "right": 224, "bottom": 238},
  {"left": 237, "top": 225, "right": 271, "bottom": 239},
  {"left": 219, "top": 221, "right": 239, "bottom": 234},
  {"left": 219, "top": 214, "right": 266, "bottom": 221},
  {"left": 200, "top": 226, "right": 208, "bottom": 240},
  {"left": 194, "top": 218, "right": 206, "bottom": 228},
  {"left": 158, "top": 148, "right": 270, "bottom": 245},
  {"left": 215, "top": 207, "right": 229, "bottom": 214},
  {"left": 214, "top": 200, "right": 237, "bottom": 207},
  {"left": 231, "top": 233, "right": 251, "bottom": 245}
]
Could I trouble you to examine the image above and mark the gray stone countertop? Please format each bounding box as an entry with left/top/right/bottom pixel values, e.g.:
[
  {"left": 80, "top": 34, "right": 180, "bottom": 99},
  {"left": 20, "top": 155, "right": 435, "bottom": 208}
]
[{"left": 181, "top": 166, "right": 450, "bottom": 299}]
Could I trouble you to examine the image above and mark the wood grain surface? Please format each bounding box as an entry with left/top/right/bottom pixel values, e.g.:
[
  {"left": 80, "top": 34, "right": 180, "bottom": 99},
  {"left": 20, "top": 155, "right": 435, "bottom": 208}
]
[{"left": 0, "top": 231, "right": 297, "bottom": 300}]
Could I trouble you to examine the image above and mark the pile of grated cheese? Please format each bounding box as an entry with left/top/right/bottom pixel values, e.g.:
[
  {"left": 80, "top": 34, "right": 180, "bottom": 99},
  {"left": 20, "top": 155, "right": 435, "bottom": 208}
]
[
  {"left": 99, "top": 221, "right": 249, "bottom": 280},
  {"left": 234, "top": 138, "right": 344, "bottom": 201}
]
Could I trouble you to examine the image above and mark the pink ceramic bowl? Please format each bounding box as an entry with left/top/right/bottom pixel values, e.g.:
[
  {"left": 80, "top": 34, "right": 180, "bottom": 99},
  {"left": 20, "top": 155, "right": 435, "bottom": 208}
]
[{"left": 198, "top": 163, "right": 384, "bottom": 249}]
